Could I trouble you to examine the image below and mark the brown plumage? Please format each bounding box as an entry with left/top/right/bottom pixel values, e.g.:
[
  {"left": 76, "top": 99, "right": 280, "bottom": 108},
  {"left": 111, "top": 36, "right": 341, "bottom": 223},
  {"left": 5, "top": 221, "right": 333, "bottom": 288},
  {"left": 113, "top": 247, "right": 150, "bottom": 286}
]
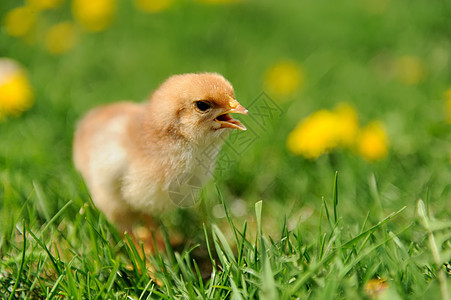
[{"left": 73, "top": 73, "right": 248, "bottom": 234}]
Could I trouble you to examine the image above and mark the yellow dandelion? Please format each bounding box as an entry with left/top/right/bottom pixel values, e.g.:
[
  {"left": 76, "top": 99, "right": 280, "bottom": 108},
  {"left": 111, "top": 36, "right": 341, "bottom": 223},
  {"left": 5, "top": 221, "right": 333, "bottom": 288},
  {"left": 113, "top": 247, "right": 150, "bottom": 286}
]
[
  {"left": 134, "top": 0, "right": 173, "bottom": 13},
  {"left": 72, "top": 0, "right": 116, "bottom": 32},
  {"left": 0, "top": 59, "right": 34, "bottom": 119},
  {"left": 334, "top": 103, "right": 359, "bottom": 147},
  {"left": 27, "top": 0, "right": 63, "bottom": 10},
  {"left": 395, "top": 55, "right": 425, "bottom": 85},
  {"left": 45, "top": 22, "right": 78, "bottom": 55},
  {"left": 445, "top": 88, "right": 451, "bottom": 124},
  {"left": 287, "top": 110, "right": 339, "bottom": 159},
  {"left": 357, "top": 121, "right": 389, "bottom": 161},
  {"left": 3, "top": 5, "right": 38, "bottom": 37},
  {"left": 264, "top": 61, "right": 305, "bottom": 100},
  {"left": 287, "top": 103, "right": 359, "bottom": 159},
  {"left": 364, "top": 278, "right": 389, "bottom": 298}
]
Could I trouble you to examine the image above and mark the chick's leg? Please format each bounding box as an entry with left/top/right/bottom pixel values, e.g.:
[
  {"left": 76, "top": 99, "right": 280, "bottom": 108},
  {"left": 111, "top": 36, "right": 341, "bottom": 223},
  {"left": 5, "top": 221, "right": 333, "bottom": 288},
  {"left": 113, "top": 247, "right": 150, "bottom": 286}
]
[{"left": 131, "top": 214, "right": 165, "bottom": 254}]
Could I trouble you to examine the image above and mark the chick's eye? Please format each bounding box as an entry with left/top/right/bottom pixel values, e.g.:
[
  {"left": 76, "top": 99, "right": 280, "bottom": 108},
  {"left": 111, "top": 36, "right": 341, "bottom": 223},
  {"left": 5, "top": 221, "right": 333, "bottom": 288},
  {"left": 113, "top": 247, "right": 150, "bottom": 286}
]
[{"left": 195, "top": 101, "right": 211, "bottom": 112}]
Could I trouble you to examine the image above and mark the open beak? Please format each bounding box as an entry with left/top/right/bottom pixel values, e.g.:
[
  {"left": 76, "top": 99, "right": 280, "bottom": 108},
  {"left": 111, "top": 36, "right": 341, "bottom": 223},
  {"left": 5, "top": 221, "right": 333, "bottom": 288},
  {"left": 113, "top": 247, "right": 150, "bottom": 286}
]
[{"left": 215, "top": 102, "right": 249, "bottom": 131}]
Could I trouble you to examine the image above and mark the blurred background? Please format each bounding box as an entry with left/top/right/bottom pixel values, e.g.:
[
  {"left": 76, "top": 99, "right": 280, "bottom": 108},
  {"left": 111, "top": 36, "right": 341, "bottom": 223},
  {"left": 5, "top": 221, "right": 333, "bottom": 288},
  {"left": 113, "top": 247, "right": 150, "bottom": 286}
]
[{"left": 1, "top": 0, "right": 450, "bottom": 238}]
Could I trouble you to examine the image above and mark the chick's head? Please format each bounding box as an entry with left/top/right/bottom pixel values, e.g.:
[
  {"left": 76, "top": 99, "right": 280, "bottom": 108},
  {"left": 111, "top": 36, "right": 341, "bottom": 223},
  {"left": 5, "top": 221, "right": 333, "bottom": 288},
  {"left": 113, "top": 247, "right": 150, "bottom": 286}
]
[{"left": 148, "top": 73, "right": 248, "bottom": 144}]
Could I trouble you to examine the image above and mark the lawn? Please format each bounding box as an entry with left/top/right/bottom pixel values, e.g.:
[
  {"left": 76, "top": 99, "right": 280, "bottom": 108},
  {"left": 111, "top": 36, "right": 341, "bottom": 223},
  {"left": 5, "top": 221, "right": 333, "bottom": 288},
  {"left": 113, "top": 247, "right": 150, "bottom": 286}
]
[{"left": 1, "top": 0, "right": 451, "bottom": 298}]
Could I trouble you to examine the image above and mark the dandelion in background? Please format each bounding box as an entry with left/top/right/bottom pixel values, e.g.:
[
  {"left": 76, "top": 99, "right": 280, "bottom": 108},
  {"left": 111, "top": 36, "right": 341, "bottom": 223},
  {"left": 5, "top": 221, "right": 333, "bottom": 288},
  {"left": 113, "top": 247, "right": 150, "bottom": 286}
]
[
  {"left": 287, "top": 104, "right": 359, "bottom": 159},
  {"left": 287, "top": 103, "right": 388, "bottom": 161},
  {"left": 134, "top": 0, "right": 173, "bottom": 13},
  {"left": 3, "top": 6, "right": 38, "bottom": 37},
  {"left": 72, "top": 0, "right": 116, "bottom": 32},
  {"left": 0, "top": 59, "right": 34, "bottom": 119},
  {"left": 445, "top": 88, "right": 451, "bottom": 124},
  {"left": 357, "top": 121, "right": 388, "bottom": 161},
  {"left": 45, "top": 22, "right": 78, "bottom": 55},
  {"left": 264, "top": 61, "right": 305, "bottom": 100},
  {"left": 287, "top": 109, "right": 340, "bottom": 159},
  {"left": 395, "top": 55, "right": 426, "bottom": 85}
]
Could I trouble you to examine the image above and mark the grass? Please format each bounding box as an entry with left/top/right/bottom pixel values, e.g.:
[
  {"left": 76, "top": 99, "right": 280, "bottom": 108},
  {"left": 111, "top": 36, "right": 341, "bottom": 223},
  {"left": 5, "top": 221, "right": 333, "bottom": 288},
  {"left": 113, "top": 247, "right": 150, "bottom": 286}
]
[
  {"left": 1, "top": 0, "right": 451, "bottom": 298},
  {"left": 1, "top": 177, "right": 449, "bottom": 298}
]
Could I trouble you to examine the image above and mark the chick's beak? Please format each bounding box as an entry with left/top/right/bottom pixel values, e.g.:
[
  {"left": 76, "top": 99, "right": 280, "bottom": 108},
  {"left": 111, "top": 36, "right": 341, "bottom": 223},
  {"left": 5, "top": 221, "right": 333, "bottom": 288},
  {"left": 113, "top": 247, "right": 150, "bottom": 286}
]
[{"left": 215, "top": 102, "right": 249, "bottom": 131}]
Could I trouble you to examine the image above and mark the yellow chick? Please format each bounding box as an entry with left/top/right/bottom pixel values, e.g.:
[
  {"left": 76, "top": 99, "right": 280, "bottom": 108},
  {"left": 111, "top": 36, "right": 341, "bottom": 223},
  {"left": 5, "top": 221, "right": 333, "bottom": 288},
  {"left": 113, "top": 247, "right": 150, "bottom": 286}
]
[{"left": 73, "top": 73, "right": 248, "bottom": 233}]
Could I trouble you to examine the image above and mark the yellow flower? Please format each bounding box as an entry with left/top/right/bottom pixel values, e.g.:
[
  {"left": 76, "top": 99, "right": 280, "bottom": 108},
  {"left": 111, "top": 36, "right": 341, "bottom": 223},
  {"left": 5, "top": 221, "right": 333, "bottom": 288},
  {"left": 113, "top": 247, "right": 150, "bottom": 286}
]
[
  {"left": 287, "top": 103, "right": 359, "bottom": 159},
  {"left": 357, "top": 121, "right": 389, "bottom": 161},
  {"left": 72, "top": 0, "right": 116, "bottom": 32},
  {"left": 287, "top": 104, "right": 388, "bottom": 161},
  {"left": 0, "top": 59, "right": 34, "bottom": 119},
  {"left": 45, "top": 22, "right": 78, "bottom": 55},
  {"left": 287, "top": 110, "right": 339, "bottom": 159},
  {"left": 134, "top": 0, "right": 173, "bottom": 13},
  {"left": 264, "top": 61, "right": 305, "bottom": 99},
  {"left": 395, "top": 55, "right": 425, "bottom": 85},
  {"left": 445, "top": 88, "right": 451, "bottom": 124},
  {"left": 3, "top": 6, "right": 38, "bottom": 37},
  {"left": 27, "top": 0, "right": 63, "bottom": 10}
]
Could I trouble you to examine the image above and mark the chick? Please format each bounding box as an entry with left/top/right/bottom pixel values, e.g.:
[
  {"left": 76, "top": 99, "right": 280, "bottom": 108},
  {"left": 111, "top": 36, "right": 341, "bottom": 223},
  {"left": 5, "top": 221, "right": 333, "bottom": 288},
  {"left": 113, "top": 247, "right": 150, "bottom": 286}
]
[{"left": 73, "top": 73, "right": 248, "bottom": 233}]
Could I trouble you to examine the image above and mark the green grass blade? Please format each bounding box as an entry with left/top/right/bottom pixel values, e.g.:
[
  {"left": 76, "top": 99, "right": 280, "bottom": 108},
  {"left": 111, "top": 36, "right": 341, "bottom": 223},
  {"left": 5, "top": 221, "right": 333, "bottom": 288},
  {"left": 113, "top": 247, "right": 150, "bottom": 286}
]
[
  {"left": 8, "top": 221, "right": 26, "bottom": 300},
  {"left": 217, "top": 184, "right": 240, "bottom": 249},
  {"left": 64, "top": 257, "right": 78, "bottom": 298},
  {"left": 255, "top": 200, "right": 263, "bottom": 240},
  {"left": 123, "top": 233, "right": 146, "bottom": 276},
  {"left": 203, "top": 223, "right": 215, "bottom": 266},
  {"left": 212, "top": 224, "right": 237, "bottom": 266},
  {"left": 341, "top": 206, "right": 406, "bottom": 249},
  {"left": 104, "top": 260, "right": 120, "bottom": 297},
  {"left": 417, "top": 199, "right": 449, "bottom": 300},
  {"left": 333, "top": 171, "right": 338, "bottom": 224},
  {"left": 28, "top": 228, "right": 61, "bottom": 276},
  {"left": 161, "top": 221, "right": 177, "bottom": 266},
  {"left": 230, "top": 279, "right": 244, "bottom": 300},
  {"left": 32, "top": 181, "right": 52, "bottom": 221},
  {"left": 48, "top": 273, "right": 65, "bottom": 299},
  {"left": 260, "top": 251, "right": 278, "bottom": 300},
  {"left": 321, "top": 197, "right": 332, "bottom": 230}
]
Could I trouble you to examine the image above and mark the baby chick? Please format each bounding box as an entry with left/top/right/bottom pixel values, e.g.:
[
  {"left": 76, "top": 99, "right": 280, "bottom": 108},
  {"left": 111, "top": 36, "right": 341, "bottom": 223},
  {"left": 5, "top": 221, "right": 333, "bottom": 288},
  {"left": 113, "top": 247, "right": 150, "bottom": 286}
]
[{"left": 73, "top": 73, "right": 248, "bottom": 233}]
